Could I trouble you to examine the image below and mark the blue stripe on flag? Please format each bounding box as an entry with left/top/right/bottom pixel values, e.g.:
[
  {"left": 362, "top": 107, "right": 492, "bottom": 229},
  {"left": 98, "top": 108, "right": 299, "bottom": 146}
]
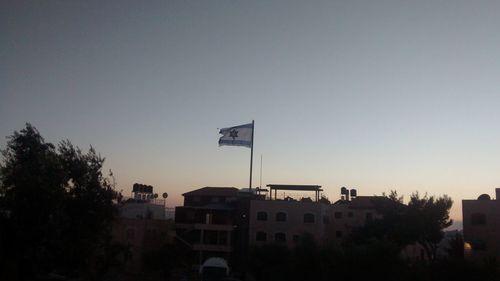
[
  {"left": 219, "top": 139, "right": 252, "bottom": 147},
  {"left": 219, "top": 123, "right": 253, "bottom": 133}
]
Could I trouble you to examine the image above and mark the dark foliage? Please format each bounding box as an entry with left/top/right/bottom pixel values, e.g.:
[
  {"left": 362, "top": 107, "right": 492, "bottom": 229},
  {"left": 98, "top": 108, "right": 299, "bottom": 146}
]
[
  {"left": 0, "top": 124, "right": 122, "bottom": 280},
  {"left": 247, "top": 236, "right": 500, "bottom": 281},
  {"left": 141, "top": 241, "right": 192, "bottom": 281},
  {"left": 349, "top": 191, "right": 453, "bottom": 261}
]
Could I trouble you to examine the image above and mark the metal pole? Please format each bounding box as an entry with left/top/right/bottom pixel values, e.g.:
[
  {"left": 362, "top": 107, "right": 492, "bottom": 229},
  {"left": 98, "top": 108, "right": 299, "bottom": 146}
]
[
  {"left": 259, "top": 154, "right": 263, "bottom": 195},
  {"left": 249, "top": 120, "right": 254, "bottom": 191}
]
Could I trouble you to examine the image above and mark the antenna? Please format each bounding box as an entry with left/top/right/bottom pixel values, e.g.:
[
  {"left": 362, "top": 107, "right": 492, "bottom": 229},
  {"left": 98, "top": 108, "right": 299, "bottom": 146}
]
[{"left": 260, "top": 154, "right": 263, "bottom": 190}]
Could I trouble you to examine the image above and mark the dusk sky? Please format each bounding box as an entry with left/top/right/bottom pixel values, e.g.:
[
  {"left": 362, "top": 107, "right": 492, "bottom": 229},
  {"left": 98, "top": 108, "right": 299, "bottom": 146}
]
[{"left": 2, "top": 0, "right": 500, "bottom": 224}]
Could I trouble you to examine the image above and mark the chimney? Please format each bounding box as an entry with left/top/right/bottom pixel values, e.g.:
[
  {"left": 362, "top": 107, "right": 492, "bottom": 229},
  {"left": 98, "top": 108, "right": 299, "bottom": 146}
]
[{"left": 496, "top": 188, "right": 500, "bottom": 200}]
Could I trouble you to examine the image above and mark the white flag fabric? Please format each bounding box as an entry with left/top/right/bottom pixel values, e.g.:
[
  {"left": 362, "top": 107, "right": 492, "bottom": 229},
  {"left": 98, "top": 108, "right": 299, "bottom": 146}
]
[{"left": 218, "top": 123, "right": 253, "bottom": 148}]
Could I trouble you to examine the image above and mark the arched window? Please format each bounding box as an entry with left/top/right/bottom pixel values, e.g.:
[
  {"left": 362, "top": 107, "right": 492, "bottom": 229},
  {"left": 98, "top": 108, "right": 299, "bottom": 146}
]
[
  {"left": 276, "top": 212, "right": 287, "bottom": 222},
  {"left": 257, "top": 211, "right": 268, "bottom": 221},
  {"left": 303, "top": 213, "right": 315, "bottom": 223},
  {"left": 275, "top": 232, "right": 286, "bottom": 242},
  {"left": 256, "top": 232, "right": 267, "bottom": 242}
]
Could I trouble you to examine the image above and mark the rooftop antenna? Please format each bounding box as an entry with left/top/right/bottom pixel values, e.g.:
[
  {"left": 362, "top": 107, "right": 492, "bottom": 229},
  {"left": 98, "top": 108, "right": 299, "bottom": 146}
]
[{"left": 260, "top": 154, "right": 263, "bottom": 195}]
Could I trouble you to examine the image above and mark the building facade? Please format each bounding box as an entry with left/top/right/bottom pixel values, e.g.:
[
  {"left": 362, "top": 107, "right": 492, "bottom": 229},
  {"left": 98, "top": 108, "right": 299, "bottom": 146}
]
[
  {"left": 462, "top": 188, "right": 500, "bottom": 260},
  {"left": 112, "top": 185, "right": 173, "bottom": 272},
  {"left": 175, "top": 187, "right": 241, "bottom": 264},
  {"left": 174, "top": 185, "right": 387, "bottom": 269}
]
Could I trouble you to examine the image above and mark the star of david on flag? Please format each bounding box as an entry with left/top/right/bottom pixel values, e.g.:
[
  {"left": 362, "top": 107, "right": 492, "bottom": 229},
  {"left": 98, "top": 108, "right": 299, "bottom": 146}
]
[{"left": 218, "top": 122, "right": 253, "bottom": 148}]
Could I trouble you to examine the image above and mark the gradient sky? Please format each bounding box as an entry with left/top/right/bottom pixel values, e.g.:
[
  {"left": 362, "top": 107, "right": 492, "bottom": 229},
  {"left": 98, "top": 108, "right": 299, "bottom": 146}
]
[{"left": 2, "top": 0, "right": 500, "bottom": 226}]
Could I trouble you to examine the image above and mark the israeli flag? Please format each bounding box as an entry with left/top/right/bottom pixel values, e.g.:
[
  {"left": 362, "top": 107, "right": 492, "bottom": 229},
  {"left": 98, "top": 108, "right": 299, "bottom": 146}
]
[{"left": 218, "top": 122, "right": 253, "bottom": 148}]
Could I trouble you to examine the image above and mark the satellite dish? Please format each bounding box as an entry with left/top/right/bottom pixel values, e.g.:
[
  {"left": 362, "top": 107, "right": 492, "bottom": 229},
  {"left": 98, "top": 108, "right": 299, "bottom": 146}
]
[
  {"left": 154, "top": 193, "right": 158, "bottom": 198},
  {"left": 478, "top": 194, "right": 491, "bottom": 200},
  {"left": 162, "top": 192, "right": 168, "bottom": 199}
]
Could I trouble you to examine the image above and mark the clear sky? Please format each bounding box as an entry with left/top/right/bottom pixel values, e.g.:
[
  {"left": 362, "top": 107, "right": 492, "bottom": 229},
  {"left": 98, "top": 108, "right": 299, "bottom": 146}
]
[{"left": 2, "top": 0, "right": 500, "bottom": 226}]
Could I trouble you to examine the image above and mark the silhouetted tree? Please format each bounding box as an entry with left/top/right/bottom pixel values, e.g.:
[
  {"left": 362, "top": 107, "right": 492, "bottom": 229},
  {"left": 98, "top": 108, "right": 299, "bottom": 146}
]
[
  {"left": 248, "top": 243, "right": 292, "bottom": 281},
  {"left": 407, "top": 192, "right": 453, "bottom": 261},
  {"left": 349, "top": 191, "right": 453, "bottom": 262},
  {"left": 0, "top": 124, "right": 121, "bottom": 280},
  {"left": 446, "top": 231, "right": 464, "bottom": 260}
]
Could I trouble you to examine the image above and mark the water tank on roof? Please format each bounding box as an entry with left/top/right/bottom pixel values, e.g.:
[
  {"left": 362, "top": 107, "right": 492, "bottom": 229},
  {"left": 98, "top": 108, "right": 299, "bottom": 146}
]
[
  {"left": 350, "top": 189, "right": 357, "bottom": 198},
  {"left": 341, "top": 187, "right": 348, "bottom": 195}
]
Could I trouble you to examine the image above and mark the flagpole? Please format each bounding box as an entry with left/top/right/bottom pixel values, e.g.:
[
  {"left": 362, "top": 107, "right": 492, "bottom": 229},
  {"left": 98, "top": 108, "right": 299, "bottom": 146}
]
[{"left": 249, "top": 120, "right": 254, "bottom": 192}]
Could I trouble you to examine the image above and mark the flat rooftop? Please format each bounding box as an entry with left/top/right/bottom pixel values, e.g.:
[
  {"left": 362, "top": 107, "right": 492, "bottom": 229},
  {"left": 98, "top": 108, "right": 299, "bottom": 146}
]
[
  {"left": 266, "top": 184, "right": 323, "bottom": 191},
  {"left": 266, "top": 184, "right": 323, "bottom": 201}
]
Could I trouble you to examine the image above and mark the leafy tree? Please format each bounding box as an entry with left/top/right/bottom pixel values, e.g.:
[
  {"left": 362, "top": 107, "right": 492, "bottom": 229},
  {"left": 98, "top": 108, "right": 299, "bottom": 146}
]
[
  {"left": 0, "top": 124, "right": 121, "bottom": 280},
  {"left": 407, "top": 192, "right": 453, "bottom": 261},
  {"left": 349, "top": 191, "right": 453, "bottom": 262}
]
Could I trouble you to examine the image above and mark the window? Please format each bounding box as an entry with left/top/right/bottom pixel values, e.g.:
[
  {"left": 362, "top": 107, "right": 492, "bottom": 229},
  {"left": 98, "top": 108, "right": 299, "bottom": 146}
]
[
  {"left": 276, "top": 212, "right": 287, "bottom": 222},
  {"left": 211, "top": 197, "right": 220, "bottom": 203},
  {"left": 471, "top": 213, "right": 486, "bottom": 225},
  {"left": 304, "top": 213, "right": 315, "bottom": 223},
  {"left": 335, "top": 231, "right": 342, "bottom": 238},
  {"left": 334, "top": 212, "right": 343, "bottom": 219},
  {"left": 275, "top": 232, "right": 286, "bottom": 242},
  {"left": 323, "top": 216, "right": 330, "bottom": 224},
  {"left": 256, "top": 232, "right": 267, "bottom": 242},
  {"left": 193, "top": 196, "right": 201, "bottom": 202},
  {"left": 348, "top": 212, "right": 353, "bottom": 218},
  {"left": 293, "top": 235, "right": 300, "bottom": 243},
  {"left": 257, "top": 211, "right": 268, "bottom": 221},
  {"left": 366, "top": 212, "right": 373, "bottom": 222}
]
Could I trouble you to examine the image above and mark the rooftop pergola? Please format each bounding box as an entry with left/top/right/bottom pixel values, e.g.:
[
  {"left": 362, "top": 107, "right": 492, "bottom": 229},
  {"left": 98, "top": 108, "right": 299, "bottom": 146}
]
[{"left": 266, "top": 184, "right": 323, "bottom": 202}]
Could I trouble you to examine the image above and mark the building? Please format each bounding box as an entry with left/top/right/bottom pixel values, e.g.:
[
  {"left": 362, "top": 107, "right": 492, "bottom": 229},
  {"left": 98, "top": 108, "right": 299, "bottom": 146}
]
[
  {"left": 249, "top": 185, "right": 330, "bottom": 247},
  {"left": 462, "top": 188, "right": 500, "bottom": 260},
  {"left": 175, "top": 187, "right": 241, "bottom": 264},
  {"left": 112, "top": 184, "right": 173, "bottom": 272},
  {"left": 325, "top": 195, "right": 384, "bottom": 244},
  {"left": 249, "top": 185, "right": 388, "bottom": 247},
  {"left": 175, "top": 185, "right": 389, "bottom": 269}
]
